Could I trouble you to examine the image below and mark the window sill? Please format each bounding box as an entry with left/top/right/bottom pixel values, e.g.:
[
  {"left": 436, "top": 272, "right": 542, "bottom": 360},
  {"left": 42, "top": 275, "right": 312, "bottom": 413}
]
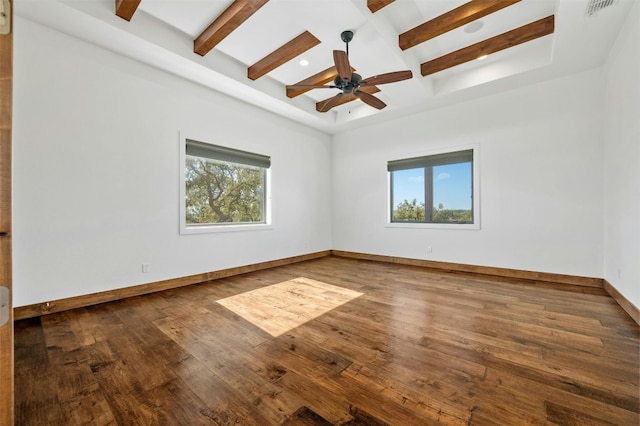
[
  {"left": 180, "top": 223, "right": 274, "bottom": 235},
  {"left": 385, "top": 222, "right": 480, "bottom": 230}
]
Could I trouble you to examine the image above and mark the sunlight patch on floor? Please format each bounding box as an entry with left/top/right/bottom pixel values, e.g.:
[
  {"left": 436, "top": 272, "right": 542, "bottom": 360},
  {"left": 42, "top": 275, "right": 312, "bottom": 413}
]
[{"left": 216, "top": 277, "right": 363, "bottom": 337}]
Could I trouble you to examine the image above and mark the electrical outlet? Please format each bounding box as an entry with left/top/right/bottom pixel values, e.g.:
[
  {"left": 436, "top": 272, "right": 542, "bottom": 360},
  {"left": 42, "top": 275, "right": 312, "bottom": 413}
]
[
  {"left": 142, "top": 263, "right": 150, "bottom": 273},
  {"left": 617, "top": 268, "right": 622, "bottom": 280},
  {"left": 427, "top": 246, "right": 432, "bottom": 254}
]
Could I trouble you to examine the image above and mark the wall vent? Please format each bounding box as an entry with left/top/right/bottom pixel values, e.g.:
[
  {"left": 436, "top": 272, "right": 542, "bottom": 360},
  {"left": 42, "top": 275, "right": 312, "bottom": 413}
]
[{"left": 586, "top": 0, "right": 615, "bottom": 16}]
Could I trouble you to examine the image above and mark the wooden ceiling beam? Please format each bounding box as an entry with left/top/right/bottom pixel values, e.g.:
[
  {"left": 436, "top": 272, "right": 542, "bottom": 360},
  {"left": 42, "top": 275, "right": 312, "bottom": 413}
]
[
  {"left": 194, "top": 0, "right": 269, "bottom": 57},
  {"left": 421, "top": 15, "right": 554, "bottom": 77},
  {"left": 287, "top": 66, "right": 338, "bottom": 98},
  {"left": 315, "top": 86, "right": 380, "bottom": 112},
  {"left": 399, "top": 0, "right": 521, "bottom": 51},
  {"left": 115, "top": 0, "right": 141, "bottom": 21},
  {"left": 248, "top": 31, "right": 320, "bottom": 81},
  {"left": 286, "top": 65, "right": 357, "bottom": 98},
  {"left": 368, "top": 0, "right": 396, "bottom": 13},
  {"left": 286, "top": 66, "right": 350, "bottom": 98}
]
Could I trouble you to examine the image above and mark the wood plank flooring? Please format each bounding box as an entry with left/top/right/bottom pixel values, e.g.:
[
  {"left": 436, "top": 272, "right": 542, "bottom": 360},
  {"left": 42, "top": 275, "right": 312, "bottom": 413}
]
[
  {"left": 14, "top": 257, "right": 640, "bottom": 425},
  {"left": 216, "top": 277, "right": 363, "bottom": 337}
]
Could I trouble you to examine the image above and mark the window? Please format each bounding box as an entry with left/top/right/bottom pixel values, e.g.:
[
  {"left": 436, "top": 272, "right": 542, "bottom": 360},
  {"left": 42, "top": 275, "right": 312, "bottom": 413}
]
[
  {"left": 181, "top": 138, "right": 271, "bottom": 233},
  {"left": 388, "top": 148, "right": 478, "bottom": 227}
]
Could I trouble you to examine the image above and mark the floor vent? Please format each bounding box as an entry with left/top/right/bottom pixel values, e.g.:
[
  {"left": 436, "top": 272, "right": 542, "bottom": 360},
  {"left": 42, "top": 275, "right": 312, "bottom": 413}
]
[{"left": 586, "top": 0, "right": 615, "bottom": 16}]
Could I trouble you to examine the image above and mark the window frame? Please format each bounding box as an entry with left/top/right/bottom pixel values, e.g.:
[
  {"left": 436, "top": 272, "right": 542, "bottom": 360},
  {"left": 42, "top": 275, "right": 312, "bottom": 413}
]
[
  {"left": 386, "top": 145, "right": 480, "bottom": 230},
  {"left": 179, "top": 133, "right": 272, "bottom": 235}
]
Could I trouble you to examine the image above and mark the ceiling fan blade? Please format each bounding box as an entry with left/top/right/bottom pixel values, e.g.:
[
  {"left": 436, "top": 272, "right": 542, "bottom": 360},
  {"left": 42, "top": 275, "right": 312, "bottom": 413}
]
[
  {"left": 355, "top": 90, "right": 386, "bottom": 110},
  {"left": 317, "top": 93, "right": 344, "bottom": 113},
  {"left": 333, "top": 50, "right": 351, "bottom": 80},
  {"left": 361, "top": 70, "right": 413, "bottom": 86},
  {"left": 285, "top": 84, "right": 336, "bottom": 90},
  {"left": 316, "top": 93, "right": 359, "bottom": 111}
]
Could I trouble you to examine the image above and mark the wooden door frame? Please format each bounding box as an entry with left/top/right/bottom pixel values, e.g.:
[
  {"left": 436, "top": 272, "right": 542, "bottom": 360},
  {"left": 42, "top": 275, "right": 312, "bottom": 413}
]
[{"left": 0, "top": 0, "right": 14, "bottom": 424}]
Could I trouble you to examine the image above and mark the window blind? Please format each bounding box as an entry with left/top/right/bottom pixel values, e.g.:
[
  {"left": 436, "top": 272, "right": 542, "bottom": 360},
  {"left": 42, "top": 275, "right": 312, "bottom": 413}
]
[
  {"left": 387, "top": 149, "right": 472, "bottom": 172},
  {"left": 186, "top": 139, "right": 271, "bottom": 169}
]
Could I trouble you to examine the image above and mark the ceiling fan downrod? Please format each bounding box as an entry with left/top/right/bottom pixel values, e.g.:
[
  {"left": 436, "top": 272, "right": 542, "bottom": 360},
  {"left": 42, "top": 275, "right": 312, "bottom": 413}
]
[{"left": 341, "top": 30, "right": 353, "bottom": 56}]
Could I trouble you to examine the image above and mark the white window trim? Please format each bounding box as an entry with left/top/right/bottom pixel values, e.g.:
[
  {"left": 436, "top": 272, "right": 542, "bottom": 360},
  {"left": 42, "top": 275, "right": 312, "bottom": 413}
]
[
  {"left": 179, "top": 132, "right": 273, "bottom": 235},
  {"left": 385, "top": 144, "right": 480, "bottom": 230}
]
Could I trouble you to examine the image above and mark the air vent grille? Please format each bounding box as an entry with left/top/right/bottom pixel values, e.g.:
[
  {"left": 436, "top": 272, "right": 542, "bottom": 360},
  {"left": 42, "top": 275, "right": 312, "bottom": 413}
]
[{"left": 586, "top": 0, "right": 615, "bottom": 16}]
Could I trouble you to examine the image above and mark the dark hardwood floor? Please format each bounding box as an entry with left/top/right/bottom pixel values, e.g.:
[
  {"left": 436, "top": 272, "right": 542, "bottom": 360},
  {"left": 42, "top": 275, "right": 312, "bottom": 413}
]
[{"left": 14, "top": 256, "right": 640, "bottom": 425}]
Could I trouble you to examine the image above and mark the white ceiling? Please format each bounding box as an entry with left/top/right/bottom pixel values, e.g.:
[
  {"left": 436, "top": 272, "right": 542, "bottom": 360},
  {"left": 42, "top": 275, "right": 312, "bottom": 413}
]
[{"left": 16, "top": 0, "right": 634, "bottom": 134}]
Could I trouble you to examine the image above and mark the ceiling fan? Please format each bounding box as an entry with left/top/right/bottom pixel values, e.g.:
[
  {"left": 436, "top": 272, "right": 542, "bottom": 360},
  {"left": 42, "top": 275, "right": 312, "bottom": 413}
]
[{"left": 286, "top": 30, "right": 413, "bottom": 112}]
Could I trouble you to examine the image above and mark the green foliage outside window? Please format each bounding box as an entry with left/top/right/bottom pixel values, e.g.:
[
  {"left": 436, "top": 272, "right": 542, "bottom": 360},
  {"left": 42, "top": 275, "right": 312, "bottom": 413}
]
[
  {"left": 185, "top": 157, "right": 265, "bottom": 225},
  {"left": 393, "top": 199, "right": 472, "bottom": 223},
  {"left": 392, "top": 199, "right": 425, "bottom": 221}
]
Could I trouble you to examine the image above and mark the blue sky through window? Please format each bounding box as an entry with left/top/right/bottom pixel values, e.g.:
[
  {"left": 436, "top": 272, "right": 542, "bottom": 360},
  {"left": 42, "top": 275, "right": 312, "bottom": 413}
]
[
  {"left": 392, "top": 162, "right": 471, "bottom": 210},
  {"left": 433, "top": 162, "right": 472, "bottom": 210},
  {"left": 392, "top": 168, "right": 424, "bottom": 206}
]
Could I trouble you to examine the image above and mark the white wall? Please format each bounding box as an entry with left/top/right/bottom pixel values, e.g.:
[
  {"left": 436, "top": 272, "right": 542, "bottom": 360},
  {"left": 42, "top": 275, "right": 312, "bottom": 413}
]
[
  {"left": 332, "top": 70, "right": 605, "bottom": 278},
  {"left": 14, "top": 9, "right": 637, "bottom": 310},
  {"left": 13, "top": 18, "right": 332, "bottom": 307},
  {"left": 603, "top": 1, "right": 640, "bottom": 309}
]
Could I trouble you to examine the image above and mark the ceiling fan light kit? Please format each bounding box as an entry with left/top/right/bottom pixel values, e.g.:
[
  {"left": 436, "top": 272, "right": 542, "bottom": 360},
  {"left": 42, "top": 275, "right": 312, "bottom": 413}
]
[{"left": 286, "top": 30, "right": 413, "bottom": 113}]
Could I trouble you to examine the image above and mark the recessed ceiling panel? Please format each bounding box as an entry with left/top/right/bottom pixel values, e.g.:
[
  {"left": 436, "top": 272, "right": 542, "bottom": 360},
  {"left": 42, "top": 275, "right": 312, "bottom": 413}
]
[
  {"left": 20, "top": 0, "right": 634, "bottom": 133},
  {"left": 138, "top": 0, "right": 233, "bottom": 38}
]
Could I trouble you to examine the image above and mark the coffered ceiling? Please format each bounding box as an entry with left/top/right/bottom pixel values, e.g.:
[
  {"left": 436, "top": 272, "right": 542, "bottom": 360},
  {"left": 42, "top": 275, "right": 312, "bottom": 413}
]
[{"left": 16, "top": 0, "right": 634, "bottom": 133}]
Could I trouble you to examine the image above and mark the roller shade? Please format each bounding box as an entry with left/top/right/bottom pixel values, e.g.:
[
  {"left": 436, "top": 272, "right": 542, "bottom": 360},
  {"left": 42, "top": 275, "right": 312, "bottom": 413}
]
[
  {"left": 186, "top": 139, "right": 271, "bottom": 169},
  {"left": 388, "top": 149, "right": 472, "bottom": 172}
]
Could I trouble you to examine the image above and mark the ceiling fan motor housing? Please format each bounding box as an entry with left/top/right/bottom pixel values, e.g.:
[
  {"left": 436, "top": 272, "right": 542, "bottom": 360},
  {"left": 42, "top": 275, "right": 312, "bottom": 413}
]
[{"left": 333, "top": 72, "right": 362, "bottom": 94}]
